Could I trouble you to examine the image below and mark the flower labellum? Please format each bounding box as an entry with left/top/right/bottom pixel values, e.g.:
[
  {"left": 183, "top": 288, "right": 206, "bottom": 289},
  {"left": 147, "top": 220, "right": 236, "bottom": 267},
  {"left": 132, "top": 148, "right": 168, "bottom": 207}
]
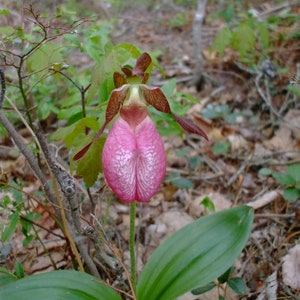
[{"left": 74, "top": 53, "right": 208, "bottom": 203}]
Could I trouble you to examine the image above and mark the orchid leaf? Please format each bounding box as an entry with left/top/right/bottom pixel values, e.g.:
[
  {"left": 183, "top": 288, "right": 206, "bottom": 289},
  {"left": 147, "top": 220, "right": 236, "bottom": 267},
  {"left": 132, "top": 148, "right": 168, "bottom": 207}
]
[
  {"left": 0, "top": 270, "right": 122, "bottom": 300},
  {"left": 137, "top": 206, "right": 253, "bottom": 300}
]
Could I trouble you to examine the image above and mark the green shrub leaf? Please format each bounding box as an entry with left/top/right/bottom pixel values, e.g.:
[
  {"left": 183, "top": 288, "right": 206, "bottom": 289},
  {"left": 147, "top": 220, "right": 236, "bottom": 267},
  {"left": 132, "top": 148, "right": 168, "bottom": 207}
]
[
  {"left": 227, "top": 277, "right": 246, "bottom": 295},
  {"left": 0, "top": 270, "right": 122, "bottom": 300},
  {"left": 283, "top": 187, "right": 300, "bottom": 202},
  {"left": 137, "top": 206, "right": 253, "bottom": 300}
]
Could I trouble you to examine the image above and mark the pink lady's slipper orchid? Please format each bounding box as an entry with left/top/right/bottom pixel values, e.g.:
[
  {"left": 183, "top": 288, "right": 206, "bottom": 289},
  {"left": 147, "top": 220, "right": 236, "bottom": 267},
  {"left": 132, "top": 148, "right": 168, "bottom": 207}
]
[{"left": 74, "top": 53, "right": 208, "bottom": 203}]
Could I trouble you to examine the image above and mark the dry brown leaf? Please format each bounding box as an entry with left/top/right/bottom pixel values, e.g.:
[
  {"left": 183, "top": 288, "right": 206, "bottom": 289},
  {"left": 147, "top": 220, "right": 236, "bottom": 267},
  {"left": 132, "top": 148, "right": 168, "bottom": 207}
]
[{"left": 282, "top": 244, "right": 300, "bottom": 289}]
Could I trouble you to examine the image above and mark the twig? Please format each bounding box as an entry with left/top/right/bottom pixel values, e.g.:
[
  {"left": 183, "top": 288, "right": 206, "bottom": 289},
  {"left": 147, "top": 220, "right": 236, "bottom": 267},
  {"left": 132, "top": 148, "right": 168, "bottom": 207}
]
[
  {"left": 247, "top": 191, "right": 281, "bottom": 210},
  {"left": 192, "top": 0, "right": 207, "bottom": 90}
]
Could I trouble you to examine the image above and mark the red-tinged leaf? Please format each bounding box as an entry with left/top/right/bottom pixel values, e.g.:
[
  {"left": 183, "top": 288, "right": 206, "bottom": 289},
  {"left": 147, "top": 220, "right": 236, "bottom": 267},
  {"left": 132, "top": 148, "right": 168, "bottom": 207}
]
[
  {"left": 113, "top": 72, "right": 127, "bottom": 88},
  {"left": 133, "top": 52, "right": 151, "bottom": 78},
  {"left": 143, "top": 86, "right": 172, "bottom": 114},
  {"left": 172, "top": 113, "right": 208, "bottom": 140}
]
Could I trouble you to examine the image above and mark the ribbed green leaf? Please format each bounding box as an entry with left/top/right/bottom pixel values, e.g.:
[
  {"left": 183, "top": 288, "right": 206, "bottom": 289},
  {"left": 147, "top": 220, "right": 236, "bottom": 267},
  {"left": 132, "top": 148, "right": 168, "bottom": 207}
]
[
  {"left": 0, "top": 270, "right": 122, "bottom": 300},
  {"left": 137, "top": 206, "right": 253, "bottom": 300}
]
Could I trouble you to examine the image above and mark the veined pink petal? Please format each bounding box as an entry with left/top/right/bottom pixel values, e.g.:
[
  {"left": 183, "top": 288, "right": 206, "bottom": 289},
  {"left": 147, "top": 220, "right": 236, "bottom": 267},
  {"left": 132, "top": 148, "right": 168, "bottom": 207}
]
[{"left": 102, "top": 116, "right": 166, "bottom": 203}]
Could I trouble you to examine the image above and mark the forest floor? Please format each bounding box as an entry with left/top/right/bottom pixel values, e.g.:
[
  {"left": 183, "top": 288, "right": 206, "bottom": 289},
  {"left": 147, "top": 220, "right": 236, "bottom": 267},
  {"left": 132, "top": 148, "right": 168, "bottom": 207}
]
[{"left": 1, "top": 1, "right": 300, "bottom": 299}]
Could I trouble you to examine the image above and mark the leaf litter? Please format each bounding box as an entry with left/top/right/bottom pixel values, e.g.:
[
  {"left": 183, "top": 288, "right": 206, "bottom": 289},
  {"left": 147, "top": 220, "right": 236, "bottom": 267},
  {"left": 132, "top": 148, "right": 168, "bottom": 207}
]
[{"left": 0, "top": 1, "right": 300, "bottom": 299}]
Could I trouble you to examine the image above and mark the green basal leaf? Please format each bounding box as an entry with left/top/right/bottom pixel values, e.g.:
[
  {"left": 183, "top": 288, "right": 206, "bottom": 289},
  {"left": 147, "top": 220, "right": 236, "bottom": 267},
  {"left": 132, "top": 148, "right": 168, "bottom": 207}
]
[
  {"left": 137, "top": 206, "right": 253, "bottom": 300},
  {"left": 0, "top": 270, "right": 122, "bottom": 300},
  {"left": 227, "top": 277, "right": 246, "bottom": 295},
  {"left": 0, "top": 272, "right": 18, "bottom": 287},
  {"left": 283, "top": 187, "right": 300, "bottom": 202}
]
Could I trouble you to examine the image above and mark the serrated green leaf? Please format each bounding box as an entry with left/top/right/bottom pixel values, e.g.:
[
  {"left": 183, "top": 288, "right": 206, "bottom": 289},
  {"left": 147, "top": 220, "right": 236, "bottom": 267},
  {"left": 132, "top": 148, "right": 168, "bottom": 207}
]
[
  {"left": 257, "top": 22, "right": 269, "bottom": 49},
  {"left": 283, "top": 187, "right": 300, "bottom": 202},
  {"left": 26, "top": 42, "right": 64, "bottom": 73},
  {"left": 227, "top": 277, "right": 246, "bottom": 295},
  {"left": 51, "top": 117, "right": 100, "bottom": 149},
  {"left": 75, "top": 137, "right": 105, "bottom": 187},
  {"left": 0, "top": 270, "right": 122, "bottom": 300},
  {"left": 211, "top": 27, "right": 232, "bottom": 56},
  {"left": 87, "top": 44, "right": 142, "bottom": 102},
  {"left": 231, "top": 23, "right": 255, "bottom": 58},
  {"left": 137, "top": 206, "right": 254, "bottom": 300},
  {"left": 1, "top": 212, "right": 19, "bottom": 242}
]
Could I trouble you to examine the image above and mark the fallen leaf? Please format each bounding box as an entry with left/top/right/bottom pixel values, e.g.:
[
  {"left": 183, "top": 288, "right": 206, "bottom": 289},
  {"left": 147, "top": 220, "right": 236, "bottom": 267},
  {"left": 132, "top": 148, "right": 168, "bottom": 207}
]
[{"left": 282, "top": 244, "right": 300, "bottom": 289}]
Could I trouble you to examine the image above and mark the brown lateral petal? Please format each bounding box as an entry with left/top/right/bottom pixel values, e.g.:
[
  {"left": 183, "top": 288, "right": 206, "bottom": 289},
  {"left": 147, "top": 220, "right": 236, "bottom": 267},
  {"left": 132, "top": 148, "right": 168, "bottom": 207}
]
[
  {"left": 143, "top": 86, "right": 172, "bottom": 114},
  {"left": 133, "top": 53, "right": 152, "bottom": 78},
  {"left": 73, "top": 142, "right": 93, "bottom": 160},
  {"left": 114, "top": 72, "right": 127, "bottom": 88},
  {"left": 172, "top": 113, "right": 208, "bottom": 140},
  {"left": 74, "top": 86, "right": 127, "bottom": 160},
  {"left": 105, "top": 86, "right": 128, "bottom": 124}
]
